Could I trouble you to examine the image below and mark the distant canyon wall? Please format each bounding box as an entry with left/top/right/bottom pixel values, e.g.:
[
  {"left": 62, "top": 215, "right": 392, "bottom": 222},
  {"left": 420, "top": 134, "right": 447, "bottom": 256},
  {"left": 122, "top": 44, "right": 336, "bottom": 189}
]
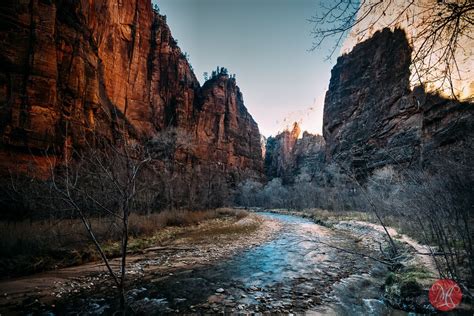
[
  {"left": 0, "top": 0, "right": 262, "bottom": 178},
  {"left": 264, "top": 122, "right": 325, "bottom": 183}
]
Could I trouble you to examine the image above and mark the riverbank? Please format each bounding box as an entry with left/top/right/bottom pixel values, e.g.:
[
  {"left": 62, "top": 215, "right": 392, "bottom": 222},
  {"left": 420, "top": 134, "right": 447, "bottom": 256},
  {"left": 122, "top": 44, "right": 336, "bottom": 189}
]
[
  {"left": 2, "top": 208, "right": 471, "bottom": 314},
  {"left": 255, "top": 208, "right": 473, "bottom": 314},
  {"left": 0, "top": 209, "right": 251, "bottom": 278},
  {"left": 44, "top": 212, "right": 386, "bottom": 314},
  {"left": 0, "top": 210, "right": 281, "bottom": 314}
]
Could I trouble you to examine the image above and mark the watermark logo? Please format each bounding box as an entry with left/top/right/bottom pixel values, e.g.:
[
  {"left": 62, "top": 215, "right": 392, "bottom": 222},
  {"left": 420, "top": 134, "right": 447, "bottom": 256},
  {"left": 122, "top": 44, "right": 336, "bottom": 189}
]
[{"left": 429, "top": 279, "right": 462, "bottom": 311}]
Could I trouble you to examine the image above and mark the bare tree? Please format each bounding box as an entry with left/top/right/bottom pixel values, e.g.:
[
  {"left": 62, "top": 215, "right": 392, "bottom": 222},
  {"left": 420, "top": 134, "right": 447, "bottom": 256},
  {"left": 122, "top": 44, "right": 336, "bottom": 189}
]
[
  {"left": 47, "top": 133, "right": 151, "bottom": 310},
  {"left": 262, "top": 178, "right": 290, "bottom": 209},
  {"left": 366, "top": 161, "right": 474, "bottom": 289},
  {"left": 147, "top": 128, "right": 195, "bottom": 210},
  {"left": 236, "top": 179, "right": 263, "bottom": 208},
  {"left": 310, "top": 0, "right": 474, "bottom": 98}
]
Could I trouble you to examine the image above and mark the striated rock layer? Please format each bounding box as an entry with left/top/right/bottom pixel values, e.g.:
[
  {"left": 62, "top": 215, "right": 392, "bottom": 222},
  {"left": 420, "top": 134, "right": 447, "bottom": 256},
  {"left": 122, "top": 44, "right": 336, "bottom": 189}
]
[
  {"left": 323, "top": 28, "right": 474, "bottom": 179},
  {"left": 0, "top": 0, "right": 262, "bottom": 178}
]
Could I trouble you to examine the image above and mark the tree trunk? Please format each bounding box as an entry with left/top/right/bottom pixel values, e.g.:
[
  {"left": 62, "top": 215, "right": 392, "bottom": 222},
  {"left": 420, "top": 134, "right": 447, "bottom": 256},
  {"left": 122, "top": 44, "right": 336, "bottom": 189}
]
[{"left": 119, "top": 209, "right": 129, "bottom": 311}]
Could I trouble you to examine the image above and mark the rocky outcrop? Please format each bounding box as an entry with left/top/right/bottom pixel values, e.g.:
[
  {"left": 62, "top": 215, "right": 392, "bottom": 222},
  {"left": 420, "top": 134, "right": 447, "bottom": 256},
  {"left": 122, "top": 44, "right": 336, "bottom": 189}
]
[
  {"left": 264, "top": 122, "right": 300, "bottom": 181},
  {"left": 264, "top": 122, "right": 325, "bottom": 183},
  {"left": 195, "top": 74, "right": 263, "bottom": 174},
  {"left": 292, "top": 131, "right": 326, "bottom": 177},
  {"left": 419, "top": 92, "right": 474, "bottom": 168},
  {"left": 0, "top": 0, "right": 262, "bottom": 178},
  {"left": 323, "top": 28, "right": 474, "bottom": 179}
]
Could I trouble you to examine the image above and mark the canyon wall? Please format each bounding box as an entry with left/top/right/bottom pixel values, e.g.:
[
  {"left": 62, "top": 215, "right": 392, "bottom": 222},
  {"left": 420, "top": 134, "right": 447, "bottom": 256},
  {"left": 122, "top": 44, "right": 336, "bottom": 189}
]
[
  {"left": 323, "top": 28, "right": 474, "bottom": 179},
  {"left": 0, "top": 0, "right": 262, "bottom": 178},
  {"left": 264, "top": 123, "right": 325, "bottom": 183},
  {"left": 264, "top": 28, "right": 473, "bottom": 184}
]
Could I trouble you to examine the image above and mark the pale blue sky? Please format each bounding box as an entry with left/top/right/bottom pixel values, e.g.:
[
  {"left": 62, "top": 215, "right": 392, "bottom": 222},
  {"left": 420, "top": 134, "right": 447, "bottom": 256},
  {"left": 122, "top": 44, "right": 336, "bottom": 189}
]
[{"left": 154, "top": 0, "right": 345, "bottom": 137}]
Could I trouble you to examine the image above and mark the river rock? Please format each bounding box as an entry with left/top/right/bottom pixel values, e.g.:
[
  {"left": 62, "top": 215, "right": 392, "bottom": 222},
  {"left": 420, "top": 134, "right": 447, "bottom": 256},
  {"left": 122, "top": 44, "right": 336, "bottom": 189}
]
[{"left": 207, "top": 295, "right": 224, "bottom": 304}]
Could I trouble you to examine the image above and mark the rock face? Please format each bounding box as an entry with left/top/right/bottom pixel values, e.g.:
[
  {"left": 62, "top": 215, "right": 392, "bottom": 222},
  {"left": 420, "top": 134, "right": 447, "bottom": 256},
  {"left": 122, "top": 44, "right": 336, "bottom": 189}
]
[
  {"left": 264, "top": 122, "right": 300, "bottom": 181},
  {"left": 292, "top": 131, "right": 326, "bottom": 177},
  {"left": 323, "top": 28, "right": 474, "bottom": 179},
  {"left": 264, "top": 122, "right": 325, "bottom": 183},
  {"left": 195, "top": 75, "right": 263, "bottom": 173},
  {"left": 0, "top": 0, "right": 262, "bottom": 177}
]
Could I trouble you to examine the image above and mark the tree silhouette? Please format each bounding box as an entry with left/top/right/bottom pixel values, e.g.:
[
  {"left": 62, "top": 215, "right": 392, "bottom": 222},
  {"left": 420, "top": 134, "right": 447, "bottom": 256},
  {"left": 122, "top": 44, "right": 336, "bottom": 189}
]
[
  {"left": 209, "top": 66, "right": 231, "bottom": 79},
  {"left": 310, "top": 0, "right": 474, "bottom": 98}
]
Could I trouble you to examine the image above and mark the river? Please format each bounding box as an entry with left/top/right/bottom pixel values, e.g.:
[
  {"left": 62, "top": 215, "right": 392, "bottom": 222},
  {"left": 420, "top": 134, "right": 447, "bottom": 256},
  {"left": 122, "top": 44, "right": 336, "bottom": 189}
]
[{"left": 51, "top": 212, "right": 412, "bottom": 315}]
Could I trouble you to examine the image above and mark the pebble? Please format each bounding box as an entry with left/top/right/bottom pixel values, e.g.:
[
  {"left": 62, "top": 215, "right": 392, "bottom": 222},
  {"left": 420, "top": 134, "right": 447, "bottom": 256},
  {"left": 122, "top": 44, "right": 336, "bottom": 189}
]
[
  {"left": 208, "top": 295, "right": 224, "bottom": 304},
  {"left": 215, "top": 288, "right": 225, "bottom": 293}
]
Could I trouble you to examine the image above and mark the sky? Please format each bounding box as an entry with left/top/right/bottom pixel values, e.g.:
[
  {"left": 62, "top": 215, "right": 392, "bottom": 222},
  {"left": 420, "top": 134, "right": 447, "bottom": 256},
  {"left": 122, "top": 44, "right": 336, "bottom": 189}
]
[{"left": 154, "top": 0, "right": 346, "bottom": 137}]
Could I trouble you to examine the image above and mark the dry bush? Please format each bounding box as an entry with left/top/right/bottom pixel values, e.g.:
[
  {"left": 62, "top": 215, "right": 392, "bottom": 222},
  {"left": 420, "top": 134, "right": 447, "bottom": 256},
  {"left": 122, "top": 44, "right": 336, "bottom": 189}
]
[
  {"left": 184, "top": 215, "right": 259, "bottom": 241},
  {"left": 235, "top": 163, "right": 366, "bottom": 212},
  {"left": 236, "top": 156, "right": 472, "bottom": 286},
  {"left": 0, "top": 216, "right": 118, "bottom": 276},
  {"left": 366, "top": 162, "right": 474, "bottom": 286},
  {"left": 302, "top": 208, "right": 372, "bottom": 223},
  {"left": 0, "top": 217, "right": 116, "bottom": 258},
  {"left": 0, "top": 209, "right": 247, "bottom": 277},
  {"left": 133, "top": 210, "right": 217, "bottom": 231}
]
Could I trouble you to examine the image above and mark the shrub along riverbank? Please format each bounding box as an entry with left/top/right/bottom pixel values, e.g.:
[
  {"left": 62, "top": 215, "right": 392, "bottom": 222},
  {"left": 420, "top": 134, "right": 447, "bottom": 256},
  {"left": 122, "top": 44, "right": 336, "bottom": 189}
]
[
  {"left": 253, "top": 208, "right": 472, "bottom": 313},
  {"left": 0, "top": 208, "right": 248, "bottom": 278}
]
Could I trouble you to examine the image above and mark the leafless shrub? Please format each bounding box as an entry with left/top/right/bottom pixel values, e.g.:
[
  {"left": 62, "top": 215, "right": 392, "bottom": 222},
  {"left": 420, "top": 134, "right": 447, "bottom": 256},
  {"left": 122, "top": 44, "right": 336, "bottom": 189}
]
[
  {"left": 236, "top": 179, "right": 263, "bottom": 208},
  {"left": 367, "top": 161, "right": 474, "bottom": 286},
  {"left": 235, "top": 164, "right": 363, "bottom": 211},
  {"left": 147, "top": 128, "right": 233, "bottom": 210},
  {"left": 43, "top": 134, "right": 153, "bottom": 308}
]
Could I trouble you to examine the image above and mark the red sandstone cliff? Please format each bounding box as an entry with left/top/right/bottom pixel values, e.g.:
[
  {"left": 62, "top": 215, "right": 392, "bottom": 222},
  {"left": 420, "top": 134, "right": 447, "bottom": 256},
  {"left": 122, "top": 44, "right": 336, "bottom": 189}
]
[{"left": 0, "top": 0, "right": 262, "bottom": 177}]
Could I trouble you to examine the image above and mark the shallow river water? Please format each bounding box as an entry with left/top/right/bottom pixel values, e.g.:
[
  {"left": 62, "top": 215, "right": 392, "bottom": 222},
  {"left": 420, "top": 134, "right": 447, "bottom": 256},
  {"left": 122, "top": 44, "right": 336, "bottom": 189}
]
[{"left": 57, "top": 212, "right": 410, "bottom": 315}]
